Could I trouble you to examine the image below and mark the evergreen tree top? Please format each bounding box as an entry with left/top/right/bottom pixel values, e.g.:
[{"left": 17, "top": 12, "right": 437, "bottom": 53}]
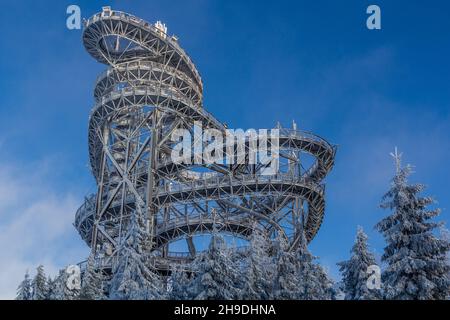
[{"left": 375, "top": 149, "right": 450, "bottom": 300}]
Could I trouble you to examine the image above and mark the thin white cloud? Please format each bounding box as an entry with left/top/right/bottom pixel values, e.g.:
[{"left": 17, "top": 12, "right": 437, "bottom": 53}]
[{"left": 0, "top": 155, "right": 88, "bottom": 299}]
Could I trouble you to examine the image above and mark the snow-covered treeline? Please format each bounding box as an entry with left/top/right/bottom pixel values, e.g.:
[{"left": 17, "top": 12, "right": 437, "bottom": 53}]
[
  {"left": 16, "top": 229, "right": 337, "bottom": 300},
  {"left": 16, "top": 151, "right": 449, "bottom": 300}
]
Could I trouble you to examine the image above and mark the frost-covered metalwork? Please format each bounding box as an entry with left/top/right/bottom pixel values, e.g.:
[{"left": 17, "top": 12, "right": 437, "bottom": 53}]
[{"left": 75, "top": 7, "right": 336, "bottom": 271}]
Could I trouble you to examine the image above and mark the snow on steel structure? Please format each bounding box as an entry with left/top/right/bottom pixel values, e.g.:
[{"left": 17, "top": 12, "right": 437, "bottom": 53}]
[{"left": 75, "top": 7, "right": 336, "bottom": 271}]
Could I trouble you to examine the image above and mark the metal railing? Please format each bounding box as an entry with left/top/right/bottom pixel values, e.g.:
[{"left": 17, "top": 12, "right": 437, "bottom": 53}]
[
  {"left": 83, "top": 9, "right": 202, "bottom": 87},
  {"left": 74, "top": 172, "right": 324, "bottom": 229},
  {"left": 94, "top": 60, "right": 203, "bottom": 100}
]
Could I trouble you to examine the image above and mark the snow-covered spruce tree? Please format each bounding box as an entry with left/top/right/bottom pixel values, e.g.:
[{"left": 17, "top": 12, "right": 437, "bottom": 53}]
[
  {"left": 272, "top": 234, "right": 298, "bottom": 299},
  {"left": 440, "top": 227, "right": 450, "bottom": 299},
  {"left": 109, "top": 212, "right": 166, "bottom": 300},
  {"left": 337, "top": 227, "right": 380, "bottom": 300},
  {"left": 46, "top": 276, "right": 55, "bottom": 300},
  {"left": 16, "top": 271, "right": 32, "bottom": 300},
  {"left": 314, "top": 265, "right": 336, "bottom": 300},
  {"left": 31, "top": 265, "right": 48, "bottom": 300},
  {"left": 332, "top": 282, "right": 346, "bottom": 300},
  {"left": 169, "top": 265, "right": 192, "bottom": 300},
  {"left": 376, "top": 149, "right": 450, "bottom": 300},
  {"left": 48, "top": 269, "right": 80, "bottom": 300},
  {"left": 295, "top": 233, "right": 335, "bottom": 300},
  {"left": 241, "top": 225, "right": 275, "bottom": 300},
  {"left": 79, "top": 254, "right": 106, "bottom": 300},
  {"left": 48, "top": 270, "right": 65, "bottom": 300},
  {"left": 188, "top": 232, "right": 242, "bottom": 300}
]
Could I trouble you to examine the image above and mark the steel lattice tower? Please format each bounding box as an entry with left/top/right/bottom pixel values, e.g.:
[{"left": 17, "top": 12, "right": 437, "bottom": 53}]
[{"left": 75, "top": 7, "right": 336, "bottom": 272}]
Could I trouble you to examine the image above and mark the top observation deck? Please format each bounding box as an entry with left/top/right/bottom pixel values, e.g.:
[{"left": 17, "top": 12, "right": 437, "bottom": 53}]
[{"left": 82, "top": 7, "right": 203, "bottom": 92}]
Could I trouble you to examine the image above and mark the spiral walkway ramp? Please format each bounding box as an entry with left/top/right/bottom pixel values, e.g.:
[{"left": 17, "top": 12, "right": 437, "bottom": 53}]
[{"left": 75, "top": 7, "right": 336, "bottom": 271}]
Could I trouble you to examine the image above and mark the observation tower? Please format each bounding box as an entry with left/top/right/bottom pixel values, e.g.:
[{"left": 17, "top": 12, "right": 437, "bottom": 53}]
[{"left": 75, "top": 7, "right": 336, "bottom": 272}]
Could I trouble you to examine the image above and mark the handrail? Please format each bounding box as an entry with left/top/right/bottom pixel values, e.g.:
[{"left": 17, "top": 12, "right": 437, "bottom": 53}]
[
  {"left": 83, "top": 9, "right": 202, "bottom": 87},
  {"left": 89, "top": 87, "right": 217, "bottom": 124},
  {"left": 94, "top": 60, "right": 203, "bottom": 98},
  {"left": 74, "top": 173, "right": 324, "bottom": 228},
  {"left": 155, "top": 128, "right": 334, "bottom": 169}
]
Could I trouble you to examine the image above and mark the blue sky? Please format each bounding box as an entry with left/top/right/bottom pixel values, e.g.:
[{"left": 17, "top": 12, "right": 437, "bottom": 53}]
[{"left": 0, "top": 0, "right": 449, "bottom": 298}]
